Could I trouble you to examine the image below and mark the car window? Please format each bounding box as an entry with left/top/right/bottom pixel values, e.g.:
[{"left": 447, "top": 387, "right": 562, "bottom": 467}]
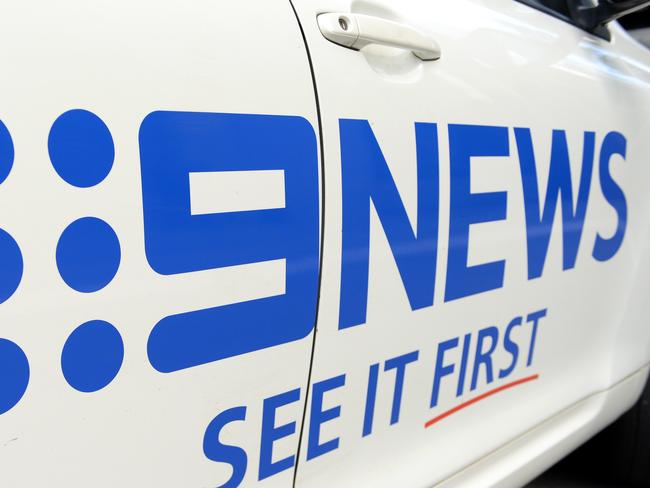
[
  {"left": 532, "top": 0, "right": 571, "bottom": 16},
  {"left": 516, "top": 0, "right": 611, "bottom": 39}
]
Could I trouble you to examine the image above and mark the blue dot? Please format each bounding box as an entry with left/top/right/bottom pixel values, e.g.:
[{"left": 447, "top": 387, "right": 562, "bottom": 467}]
[
  {"left": 0, "top": 339, "right": 29, "bottom": 414},
  {"left": 61, "top": 320, "right": 124, "bottom": 392},
  {"left": 48, "top": 109, "right": 114, "bottom": 188},
  {"left": 0, "top": 120, "right": 14, "bottom": 185},
  {"left": 0, "top": 229, "right": 23, "bottom": 304},
  {"left": 56, "top": 217, "right": 120, "bottom": 293}
]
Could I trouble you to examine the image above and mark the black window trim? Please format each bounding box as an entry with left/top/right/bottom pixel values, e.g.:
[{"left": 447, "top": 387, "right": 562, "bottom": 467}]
[{"left": 515, "top": 0, "right": 612, "bottom": 40}]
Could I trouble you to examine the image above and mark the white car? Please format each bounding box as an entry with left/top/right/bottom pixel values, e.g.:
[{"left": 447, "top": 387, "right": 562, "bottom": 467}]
[{"left": 0, "top": 1, "right": 649, "bottom": 487}]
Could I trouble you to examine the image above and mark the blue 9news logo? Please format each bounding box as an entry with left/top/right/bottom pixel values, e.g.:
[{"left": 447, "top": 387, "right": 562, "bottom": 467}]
[{"left": 0, "top": 110, "right": 320, "bottom": 415}]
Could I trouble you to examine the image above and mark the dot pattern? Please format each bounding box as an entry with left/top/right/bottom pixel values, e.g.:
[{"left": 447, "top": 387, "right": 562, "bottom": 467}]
[
  {"left": 0, "top": 228, "right": 23, "bottom": 304},
  {"left": 56, "top": 217, "right": 121, "bottom": 293},
  {"left": 0, "top": 120, "right": 14, "bottom": 185},
  {"left": 0, "top": 339, "right": 29, "bottom": 415},
  {"left": 48, "top": 110, "right": 125, "bottom": 393},
  {"left": 0, "top": 120, "right": 28, "bottom": 414},
  {"left": 48, "top": 109, "right": 115, "bottom": 188},
  {"left": 0, "top": 109, "right": 127, "bottom": 414},
  {"left": 61, "top": 320, "right": 124, "bottom": 393}
]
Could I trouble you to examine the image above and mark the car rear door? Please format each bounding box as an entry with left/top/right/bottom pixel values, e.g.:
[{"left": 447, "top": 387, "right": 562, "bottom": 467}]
[
  {"left": 290, "top": 0, "right": 650, "bottom": 486},
  {"left": 0, "top": 1, "right": 319, "bottom": 487}
]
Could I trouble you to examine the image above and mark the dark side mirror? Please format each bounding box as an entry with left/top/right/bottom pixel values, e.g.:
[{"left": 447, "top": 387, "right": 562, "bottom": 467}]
[{"left": 570, "top": 0, "right": 650, "bottom": 31}]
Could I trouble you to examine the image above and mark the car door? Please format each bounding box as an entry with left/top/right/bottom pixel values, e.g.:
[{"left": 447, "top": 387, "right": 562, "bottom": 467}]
[
  {"left": 289, "top": 0, "right": 650, "bottom": 486},
  {"left": 0, "top": 1, "right": 320, "bottom": 487}
]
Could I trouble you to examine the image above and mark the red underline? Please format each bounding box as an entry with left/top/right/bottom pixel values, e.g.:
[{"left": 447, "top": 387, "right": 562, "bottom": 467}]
[{"left": 424, "top": 374, "right": 539, "bottom": 428}]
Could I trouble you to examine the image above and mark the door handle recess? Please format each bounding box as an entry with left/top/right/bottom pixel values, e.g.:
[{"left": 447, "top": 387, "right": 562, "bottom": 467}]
[{"left": 317, "top": 12, "right": 441, "bottom": 61}]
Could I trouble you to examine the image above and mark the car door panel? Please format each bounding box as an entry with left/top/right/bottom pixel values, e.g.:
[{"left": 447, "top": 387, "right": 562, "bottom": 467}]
[
  {"left": 0, "top": 2, "right": 319, "bottom": 487},
  {"left": 289, "top": 1, "right": 650, "bottom": 486}
]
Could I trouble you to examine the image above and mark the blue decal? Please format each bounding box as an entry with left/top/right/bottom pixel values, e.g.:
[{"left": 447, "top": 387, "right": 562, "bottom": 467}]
[
  {"left": 456, "top": 333, "right": 471, "bottom": 397},
  {"left": 526, "top": 309, "right": 546, "bottom": 366},
  {"left": 0, "top": 121, "right": 18, "bottom": 310},
  {"left": 593, "top": 132, "right": 627, "bottom": 261},
  {"left": 338, "top": 120, "right": 439, "bottom": 329},
  {"left": 140, "top": 111, "right": 319, "bottom": 372},
  {"left": 0, "top": 339, "right": 29, "bottom": 415},
  {"left": 0, "top": 120, "right": 14, "bottom": 184},
  {"left": 470, "top": 326, "right": 498, "bottom": 391},
  {"left": 430, "top": 337, "right": 458, "bottom": 408},
  {"left": 48, "top": 109, "right": 115, "bottom": 188},
  {"left": 259, "top": 388, "right": 300, "bottom": 480},
  {"left": 384, "top": 350, "right": 419, "bottom": 425},
  {"left": 362, "top": 363, "right": 379, "bottom": 437},
  {"left": 0, "top": 228, "right": 23, "bottom": 304},
  {"left": 61, "top": 320, "right": 124, "bottom": 392},
  {"left": 499, "top": 317, "right": 522, "bottom": 379},
  {"left": 445, "top": 124, "right": 509, "bottom": 302},
  {"left": 515, "top": 129, "right": 594, "bottom": 279},
  {"left": 56, "top": 217, "right": 121, "bottom": 293},
  {"left": 204, "top": 406, "right": 248, "bottom": 488},
  {"left": 307, "top": 374, "right": 345, "bottom": 460}
]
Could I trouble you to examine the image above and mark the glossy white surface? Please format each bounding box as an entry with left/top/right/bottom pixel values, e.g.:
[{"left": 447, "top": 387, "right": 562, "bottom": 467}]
[
  {"left": 0, "top": 1, "right": 317, "bottom": 487},
  {"left": 317, "top": 12, "right": 441, "bottom": 60},
  {"left": 0, "top": 0, "right": 649, "bottom": 486},
  {"left": 292, "top": 1, "right": 650, "bottom": 487},
  {"left": 438, "top": 366, "right": 649, "bottom": 488},
  {"left": 189, "top": 170, "right": 286, "bottom": 215}
]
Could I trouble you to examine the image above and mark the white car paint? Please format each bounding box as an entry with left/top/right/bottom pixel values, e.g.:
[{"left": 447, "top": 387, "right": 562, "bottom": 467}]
[
  {"left": 291, "top": 1, "right": 650, "bottom": 486},
  {"left": 0, "top": 1, "right": 318, "bottom": 487},
  {"left": 0, "top": 1, "right": 648, "bottom": 487}
]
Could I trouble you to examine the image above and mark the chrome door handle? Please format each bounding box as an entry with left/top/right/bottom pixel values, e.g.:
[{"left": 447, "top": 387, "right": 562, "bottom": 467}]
[{"left": 317, "top": 12, "right": 441, "bottom": 61}]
